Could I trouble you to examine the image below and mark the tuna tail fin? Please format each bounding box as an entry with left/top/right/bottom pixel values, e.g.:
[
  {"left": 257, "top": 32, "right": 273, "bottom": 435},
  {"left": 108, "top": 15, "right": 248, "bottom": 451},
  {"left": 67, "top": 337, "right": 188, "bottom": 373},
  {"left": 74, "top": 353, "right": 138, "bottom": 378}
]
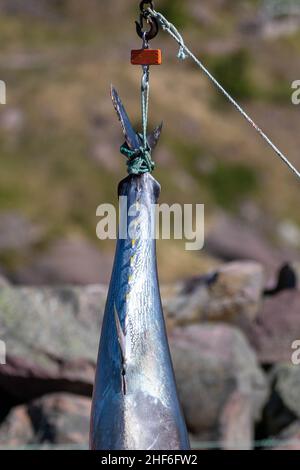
[
  {"left": 147, "top": 122, "right": 163, "bottom": 151},
  {"left": 111, "top": 85, "right": 141, "bottom": 151},
  {"left": 111, "top": 85, "right": 163, "bottom": 153}
]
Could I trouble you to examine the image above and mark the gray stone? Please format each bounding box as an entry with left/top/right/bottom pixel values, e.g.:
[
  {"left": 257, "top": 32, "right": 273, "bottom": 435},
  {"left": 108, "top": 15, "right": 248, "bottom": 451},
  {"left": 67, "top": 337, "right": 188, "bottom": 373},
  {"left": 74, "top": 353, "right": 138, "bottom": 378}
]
[
  {"left": 0, "top": 108, "right": 24, "bottom": 133},
  {"left": 206, "top": 213, "right": 296, "bottom": 270},
  {"left": 0, "top": 284, "right": 106, "bottom": 401},
  {"left": 261, "top": 363, "right": 300, "bottom": 438},
  {"left": 0, "top": 405, "right": 34, "bottom": 447},
  {"left": 272, "top": 364, "right": 300, "bottom": 418},
  {"left": 272, "top": 421, "right": 300, "bottom": 450},
  {"left": 15, "top": 237, "right": 113, "bottom": 285},
  {"left": 0, "top": 277, "right": 274, "bottom": 449},
  {"left": 169, "top": 324, "right": 268, "bottom": 449},
  {"left": 246, "top": 291, "right": 300, "bottom": 363},
  {"left": 165, "top": 261, "right": 264, "bottom": 327},
  {"left": 28, "top": 393, "right": 91, "bottom": 445},
  {"left": 0, "top": 212, "right": 43, "bottom": 252},
  {"left": 0, "top": 275, "right": 8, "bottom": 287},
  {"left": 219, "top": 391, "right": 252, "bottom": 450}
]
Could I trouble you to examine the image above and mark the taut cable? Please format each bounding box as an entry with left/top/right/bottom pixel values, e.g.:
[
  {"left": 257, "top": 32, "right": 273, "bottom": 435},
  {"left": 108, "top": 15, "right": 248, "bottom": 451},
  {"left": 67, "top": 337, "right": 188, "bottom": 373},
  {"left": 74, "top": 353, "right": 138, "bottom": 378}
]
[{"left": 147, "top": 7, "right": 300, "bottom": 181}]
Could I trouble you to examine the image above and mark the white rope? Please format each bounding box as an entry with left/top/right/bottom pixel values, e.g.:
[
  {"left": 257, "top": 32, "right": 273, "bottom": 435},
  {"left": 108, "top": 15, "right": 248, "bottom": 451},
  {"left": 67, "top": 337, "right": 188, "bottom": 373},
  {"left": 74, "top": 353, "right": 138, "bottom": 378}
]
[
  {"left": 141, "top": 65, "right": 150, "bottom": 150},
  {"left": 148, "top": 8, "right": 300, "bottom": 181}
]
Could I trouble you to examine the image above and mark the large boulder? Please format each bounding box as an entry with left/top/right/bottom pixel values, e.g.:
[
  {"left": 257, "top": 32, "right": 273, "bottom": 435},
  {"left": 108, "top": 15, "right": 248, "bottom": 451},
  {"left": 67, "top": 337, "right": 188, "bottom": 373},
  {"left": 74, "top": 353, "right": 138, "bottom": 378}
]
[
  {"left": 15, "top": 237, "right": 113, "bottom": 285},
  {"left": 272, "top": 364, "right": 300, "bottom": 419},
  {"left": 169, "top": 324, "right": 268, "bottom": 449},
  {"left": 0, "top": 278, "right": 269, "bottom": 449},
  {"left": 206, "top": 214, "right": 284, "bottom": 269},
  {"left": 0, "top": 212, "right": 42, "bottom": 252},
  {"left": 0, "top": 275, "right": 8, "bottom": 287},
  {"left": 28, "top": 393, "right": 90, "bottom": 447},
  {"left": 259, "top": 364, "right": 300, "bottom": 438},
  {"left": 165, "top": 261, "right": 264, "bottom": 327},
  {"left": 246, "top": 291, "right": 300, "bottom": 363},
  {"left": 0, "top": 394, "right": 90, "bottom": 449},
  {"left": 0, "top": 405, "right": 34, "bottom": 447},
  {"left": 272, "top": 421, "right": 300, "bottom": 450},
  {"left": 0, "top": 284, "right": 106, "bottom": 402},
  {"left": 0, "top": 261, "right": 266, "bottom": 405}
]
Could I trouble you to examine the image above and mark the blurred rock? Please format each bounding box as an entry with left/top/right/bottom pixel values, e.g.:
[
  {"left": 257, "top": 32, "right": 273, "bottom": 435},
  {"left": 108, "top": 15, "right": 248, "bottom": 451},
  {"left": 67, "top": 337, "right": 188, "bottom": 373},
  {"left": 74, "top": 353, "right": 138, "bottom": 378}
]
[
  {"left": 0, "top": 261, "right": 269, "bottom": 405},
  {"left": 241, "top": 2, "right": 300, "bottom": 39},
  {"left": 0, "top": 212, "right": 42, "bottom": 252},
  {"left": 272, "top": 421, "right": 300, "bottom": 450},
  {"left": 0, "top": 393, "right": 90, "bottom": 448},
  {"left": 246, "top": 291, "right": 300, "bottom": 363},
  {"left": 0, "top": 108, "right": 24, "bottom": 134},
  {"left": 165, "top": 261, "right": 264, "bottom": 326},
  {"left": 261, "top": 18, "right": 300, "bottom": 39},
  {"left": 292, "top": 262, "right": 300, "bottom": 287},
  {"left": 241, "top": 17, "right": 300, "bottom": 39},
  {"left": 220, "top": 391, "right": 252, "bottom": 450},
  {"left": 15, "top": 237, "right": 113, "bottom": 285},
  {"left": 206, "top": 213, "right": 295, "bottom": 270},
  {"left": 0, "top": 405, "right": 34, "bottom": 447},
  {"left": 0, "top": 274, "right": 268, "bottom": 447},
  {"left": 260, "top": 364, "right": 299, "bottom": 438},
  {"left": 188, "top": 2, "right": 215, "bottom": 26},
  {"left": 0, "top": 0, "right": 59, "bottom": 19},
  {"left": 0, "top": 356, "right": 94, "bottom": 403},
  {"left": 277, "top": 220, "right": 300, "bottom": 249},
  {"left": 170, "top": 324, "right": 268, "bottom": 449},
  {"left": 1, "top": 264, "right": 297, "bottom": 447},
  {"left": 272, "top": 364, "right": 300, "bottom": 419},
  {"left": 0, "top": 274, "right": 8, "bottom": 286},
  {"left": 264, "top": 263, "right": 297, "bottom": 296},
  {"left": 0, "top": 284, "right": 106, "bottom": 402},
  {"left": 28, "top": 393, "right": 91, "bottom": 445}
]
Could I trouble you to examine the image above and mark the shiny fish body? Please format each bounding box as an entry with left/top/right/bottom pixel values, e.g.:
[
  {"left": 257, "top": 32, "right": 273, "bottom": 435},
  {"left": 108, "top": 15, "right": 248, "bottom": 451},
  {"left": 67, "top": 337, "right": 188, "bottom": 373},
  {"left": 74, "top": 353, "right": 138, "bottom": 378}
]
[{"left": 90, "top": 172, "right": 190, "bottom": 450}]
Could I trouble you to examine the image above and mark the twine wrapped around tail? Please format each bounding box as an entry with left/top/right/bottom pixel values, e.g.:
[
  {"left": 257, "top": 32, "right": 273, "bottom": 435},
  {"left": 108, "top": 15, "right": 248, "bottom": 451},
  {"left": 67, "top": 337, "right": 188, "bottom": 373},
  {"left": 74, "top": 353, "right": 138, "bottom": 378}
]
[{"left": 120, "top": 138, "right": 155, "bottom": 175}]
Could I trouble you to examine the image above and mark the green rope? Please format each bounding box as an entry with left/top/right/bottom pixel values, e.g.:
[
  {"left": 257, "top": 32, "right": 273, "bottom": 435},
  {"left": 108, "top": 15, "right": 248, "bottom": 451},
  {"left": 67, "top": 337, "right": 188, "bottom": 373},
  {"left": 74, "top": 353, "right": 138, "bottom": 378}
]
[
  {"left": 120, "top": 138, "right": 155, "bottom": 175},
  {"left": 119, "top": 51, "right": 155, "bottom": 175}
]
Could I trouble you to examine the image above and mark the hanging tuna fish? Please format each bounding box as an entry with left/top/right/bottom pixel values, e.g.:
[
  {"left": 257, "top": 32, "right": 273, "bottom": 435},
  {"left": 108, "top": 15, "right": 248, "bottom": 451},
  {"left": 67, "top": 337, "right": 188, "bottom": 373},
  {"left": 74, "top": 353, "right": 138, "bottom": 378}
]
[{"left": 90, "top": 1, "right": 190, "bottom": 452}]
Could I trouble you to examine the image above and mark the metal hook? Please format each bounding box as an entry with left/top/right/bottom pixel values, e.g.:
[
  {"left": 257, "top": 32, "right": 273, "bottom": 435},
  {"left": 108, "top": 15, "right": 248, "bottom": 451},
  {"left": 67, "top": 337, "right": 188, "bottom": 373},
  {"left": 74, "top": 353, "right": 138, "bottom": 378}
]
[
  {"left": 135, "top": 14, "right": 159, "bottom": 41},
  {"left": 139, "top": 1, "right": 154, "bottom": 14},
  {"left": 135, "top": 1, "right": 158, "bottom": 42}
]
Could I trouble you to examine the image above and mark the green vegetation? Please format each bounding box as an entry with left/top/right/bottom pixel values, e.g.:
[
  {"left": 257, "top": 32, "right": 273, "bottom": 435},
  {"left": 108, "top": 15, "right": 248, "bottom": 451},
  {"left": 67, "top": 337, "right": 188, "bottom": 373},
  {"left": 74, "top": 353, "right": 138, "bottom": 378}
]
[
  {"left": 0, "top": 16, "right": 101, "bottom": 50},
  {"left": 260, "top": 79, "right": 292, "bottom": 103},
  {"left": 159, "top": 0, "right": 191, "bottom": 28},
  {"left": 206, "top": 48, "right": 292, "bottom": 105},
  {"left": 204, "top": 162, "right": 258, "bottom": 209},
  {"left": 208, "top": 49, "right": 256, "bottom": 101},
  {"left": 167, "top": 139, "right": 258, "bottom": 210}
]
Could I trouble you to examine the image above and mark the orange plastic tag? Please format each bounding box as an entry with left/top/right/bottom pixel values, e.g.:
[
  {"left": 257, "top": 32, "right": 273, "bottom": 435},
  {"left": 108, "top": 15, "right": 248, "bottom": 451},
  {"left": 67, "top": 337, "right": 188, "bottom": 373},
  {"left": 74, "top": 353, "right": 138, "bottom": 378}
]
[{"left": 131, "top": 49, "right": 162, "bottom": 66}]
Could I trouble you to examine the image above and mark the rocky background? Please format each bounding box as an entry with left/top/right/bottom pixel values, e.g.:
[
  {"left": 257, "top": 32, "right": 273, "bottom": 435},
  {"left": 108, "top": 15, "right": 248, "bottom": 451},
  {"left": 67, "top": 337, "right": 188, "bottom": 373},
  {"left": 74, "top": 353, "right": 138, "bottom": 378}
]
[
  {"left": 0, "top": 261, "right": 300, "bottom": 449},
  {"left": 0, "top": 0, "right": 300, "bottom": 450}
]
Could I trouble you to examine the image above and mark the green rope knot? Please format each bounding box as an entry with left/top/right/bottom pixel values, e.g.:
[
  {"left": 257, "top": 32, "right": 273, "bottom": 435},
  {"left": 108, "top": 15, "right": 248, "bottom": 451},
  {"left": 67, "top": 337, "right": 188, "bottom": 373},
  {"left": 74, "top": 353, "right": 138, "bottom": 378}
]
[{"left": 120, "top": 137, "right": 155, "bottom": 175}]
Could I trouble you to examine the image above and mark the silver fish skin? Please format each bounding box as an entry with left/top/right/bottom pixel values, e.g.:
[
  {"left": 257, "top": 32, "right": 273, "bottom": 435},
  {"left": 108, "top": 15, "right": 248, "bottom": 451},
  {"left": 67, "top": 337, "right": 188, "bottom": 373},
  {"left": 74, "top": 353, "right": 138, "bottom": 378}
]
[{"left": 90, "top": 172, "right": 190, "bottom": 450}]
